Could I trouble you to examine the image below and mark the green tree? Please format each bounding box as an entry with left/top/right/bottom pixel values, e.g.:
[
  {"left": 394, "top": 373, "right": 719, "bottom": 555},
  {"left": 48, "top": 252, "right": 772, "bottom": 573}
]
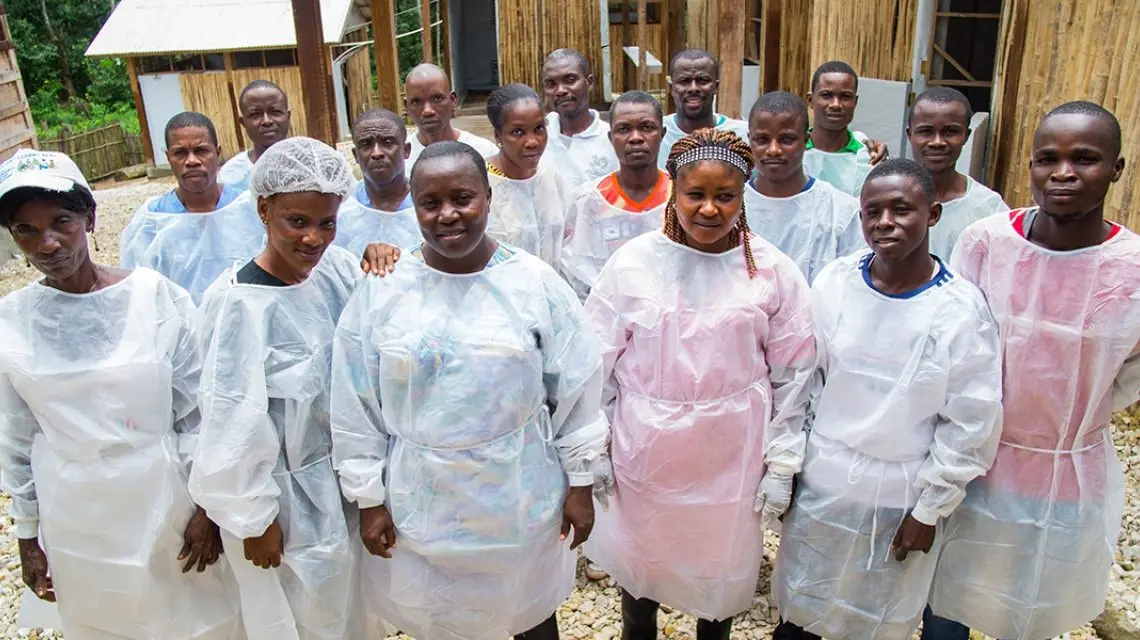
[{"left": 7, "top": 0, "right": 117, "bottom": 102}]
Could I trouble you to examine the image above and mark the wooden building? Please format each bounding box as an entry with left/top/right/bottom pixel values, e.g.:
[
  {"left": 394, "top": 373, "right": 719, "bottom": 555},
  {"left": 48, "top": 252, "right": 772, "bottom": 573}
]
[
  {"left": 86, "top": 0, "right": 375, "bottom": 167},
  {"left": 0, "top": 0, "right": 36, "bottom": 261}
]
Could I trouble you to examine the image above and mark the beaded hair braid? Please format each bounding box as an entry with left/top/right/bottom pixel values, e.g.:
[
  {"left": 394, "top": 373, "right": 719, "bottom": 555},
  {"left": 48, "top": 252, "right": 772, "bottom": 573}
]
[{"left": 664, "top": 128, "right": 759, "bottom": 278}]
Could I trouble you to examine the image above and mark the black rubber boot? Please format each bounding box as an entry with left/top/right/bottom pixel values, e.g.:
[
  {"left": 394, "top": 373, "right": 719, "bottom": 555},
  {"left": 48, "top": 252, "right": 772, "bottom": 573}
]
[
  {"left": 696, "top": 616, "right": 733, "bottom": 640},
  {"left": 514, "top": 613, "right": 560, "bottom": 640},
  {"left": 620, "top": 589, "right": 660, "bottom": 640}
]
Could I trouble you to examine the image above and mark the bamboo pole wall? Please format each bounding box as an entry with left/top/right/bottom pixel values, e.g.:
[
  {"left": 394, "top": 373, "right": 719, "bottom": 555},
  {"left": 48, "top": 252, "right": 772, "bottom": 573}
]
[
  {"left": 497, "top": 0, "right": 605, "bottom": 104},
  {"left": 988, "top": 0, "right": 1140, "bottom": 227},
  {"left": 610, "top": 21, "right": 668, "bottom": 94},
  {"left": 806, "top": 0, "right": 917, "bottom": 82},
  {"left": 775, "top": 0, "right": 814, "bottom": 97},
  {"left": 232, "top": 67, "right": 309, "bottom": 140},
  {"left": 179, "top": 72, "right": 243, "bottom": 160}
]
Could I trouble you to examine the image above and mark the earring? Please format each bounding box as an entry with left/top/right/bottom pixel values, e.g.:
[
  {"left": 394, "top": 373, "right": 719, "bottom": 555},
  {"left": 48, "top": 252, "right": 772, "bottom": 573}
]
[{"left": 91, "top": 233, "right": 100, "bottom": 252}]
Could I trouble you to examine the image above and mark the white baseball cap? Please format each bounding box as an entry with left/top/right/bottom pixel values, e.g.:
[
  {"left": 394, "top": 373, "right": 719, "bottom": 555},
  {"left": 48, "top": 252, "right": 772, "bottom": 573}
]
[{"left": 0, "top": 149, "right": 91, "bottom": 202}]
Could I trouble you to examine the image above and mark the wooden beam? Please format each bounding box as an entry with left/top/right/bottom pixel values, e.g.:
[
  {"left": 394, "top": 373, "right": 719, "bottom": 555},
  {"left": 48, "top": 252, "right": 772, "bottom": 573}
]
[
  {"left": 636, "top": 0, "right": 647, "bottom": 88},
  {"left": 717, "top": 0, "right": 744, "bottom": 118},
  {"left": 371, "top": 0, "right": 401, "bottom": 114},
  {"left": 761, "top": 0, "right": 780, "bottom": 92},
  {"left": 223, "top": 52, "right": 246, "bottom": 154},
  {"left": 665, "top": 0, "right": 685, "bottom": 114},
  {"left": 440, "top": 0, "right": 451, "bottom": 76},
  {"left": 420, "top": 0, "right": 432, "bottom": 62},
  {"left": 933, "top": 43, "right": 978, "bottom": 82},
  {"left": 125, "top": 57, "right": 155, "bottom": 166},
  {"left": 291, "top": 0, "right": 338, "bottom": 144}
]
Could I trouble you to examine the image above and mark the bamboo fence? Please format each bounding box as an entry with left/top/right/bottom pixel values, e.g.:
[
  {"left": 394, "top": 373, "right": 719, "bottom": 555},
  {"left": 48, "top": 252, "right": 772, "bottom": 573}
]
[
  {"left": 775, "top": 0, "right": 814, "bottom": 97},
  {"left": 40, "top": 123, "right": 131, "bottom": 180},
  {"left": 497, "top": 0, "right": 605, "bottom": 104},
  {"left": 806, "top": 0, "right": 917, "bottom": 83},
  {"left": 179, "top": 71, "right": 243, "bottom": 158},
  {"left": 609, "top": 19, "right": 668, "bottom": 95},
  {"left": 988, "top": 0, "right": 1140, "bottom": 227}
]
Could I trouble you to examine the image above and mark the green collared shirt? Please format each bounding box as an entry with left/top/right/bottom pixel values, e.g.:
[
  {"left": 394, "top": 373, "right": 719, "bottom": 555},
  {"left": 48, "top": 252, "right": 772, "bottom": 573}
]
[{"left": 805, "top": 128, "right": 864, "bottom": 153}]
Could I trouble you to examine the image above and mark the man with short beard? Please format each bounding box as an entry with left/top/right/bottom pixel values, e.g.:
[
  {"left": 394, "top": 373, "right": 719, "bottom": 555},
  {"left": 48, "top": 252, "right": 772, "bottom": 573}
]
[
  {"left": 542, "top": 48, "right": 618, "bottom": 190},
  {"left": 656, "top": 48, "right": 750, "bottom": 169}
]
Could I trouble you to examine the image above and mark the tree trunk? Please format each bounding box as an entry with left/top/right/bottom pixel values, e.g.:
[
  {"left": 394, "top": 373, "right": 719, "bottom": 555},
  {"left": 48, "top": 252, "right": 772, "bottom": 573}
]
[{"left": 40, "top": 0, "right": 76, "bottom": 101}]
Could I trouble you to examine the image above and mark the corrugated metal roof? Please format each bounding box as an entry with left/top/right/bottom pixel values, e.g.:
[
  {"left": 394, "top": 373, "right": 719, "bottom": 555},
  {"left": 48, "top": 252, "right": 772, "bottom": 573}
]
[{"left": 86, "top": 0, "right": 359, "bottom": 57}]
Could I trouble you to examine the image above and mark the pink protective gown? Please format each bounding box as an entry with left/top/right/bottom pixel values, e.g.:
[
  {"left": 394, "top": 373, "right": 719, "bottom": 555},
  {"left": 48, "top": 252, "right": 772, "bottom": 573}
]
[
  {"left": 932, "top": 209, "right": 1140, "bottom": 640},
  {"left": 583, "top": 231, "right": 817, "bottom": 621}
]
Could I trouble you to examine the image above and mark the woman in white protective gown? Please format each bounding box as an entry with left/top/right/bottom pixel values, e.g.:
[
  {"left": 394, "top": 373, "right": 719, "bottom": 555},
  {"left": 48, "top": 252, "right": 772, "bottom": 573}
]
[
  {"left": 0, "top": 150, "right": 243, "bottom": 640},
  {"left": 482, "top": 83, "right": 574, "bottom": 266},
  {"left": 331, "top": 140, "right": 608, "bottom": 640},
  {"left": 189, "top": 137, "right": 374, "bottom": 640}
]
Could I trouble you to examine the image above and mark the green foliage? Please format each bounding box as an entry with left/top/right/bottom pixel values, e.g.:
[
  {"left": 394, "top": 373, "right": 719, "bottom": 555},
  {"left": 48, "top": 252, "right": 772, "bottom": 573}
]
[{"left": 7, "top": 0, "right": 138, "bottom": 138}]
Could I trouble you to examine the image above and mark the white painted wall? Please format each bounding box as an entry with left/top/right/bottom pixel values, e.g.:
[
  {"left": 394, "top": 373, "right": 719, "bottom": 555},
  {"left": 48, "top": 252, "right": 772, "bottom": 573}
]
[{"left": 139, "top": 73, "right": 187, "bottom": 166}]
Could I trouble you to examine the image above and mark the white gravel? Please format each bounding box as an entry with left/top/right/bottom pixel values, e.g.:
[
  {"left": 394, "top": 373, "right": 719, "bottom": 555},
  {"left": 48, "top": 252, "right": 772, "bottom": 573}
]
[{"left": 0, "top": 177, "right": 1131, "bottom": 639}]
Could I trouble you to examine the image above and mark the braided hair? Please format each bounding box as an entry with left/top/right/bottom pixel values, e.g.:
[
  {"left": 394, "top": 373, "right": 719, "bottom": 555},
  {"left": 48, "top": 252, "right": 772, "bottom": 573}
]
[{"left": 664, "top": 128, "right": 758, "bottom": 278}]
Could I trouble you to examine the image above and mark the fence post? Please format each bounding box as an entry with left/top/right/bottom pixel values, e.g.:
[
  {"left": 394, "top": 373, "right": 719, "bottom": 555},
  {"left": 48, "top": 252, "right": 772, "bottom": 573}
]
[{"left": 58, "top": 124, "right": 70, "bottom": 156}]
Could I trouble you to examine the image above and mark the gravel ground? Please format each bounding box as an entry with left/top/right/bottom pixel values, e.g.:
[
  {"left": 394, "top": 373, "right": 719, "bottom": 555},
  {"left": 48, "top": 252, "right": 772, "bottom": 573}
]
[{"left": 0, "top": 177, "right": 1131, "bottom": 639}]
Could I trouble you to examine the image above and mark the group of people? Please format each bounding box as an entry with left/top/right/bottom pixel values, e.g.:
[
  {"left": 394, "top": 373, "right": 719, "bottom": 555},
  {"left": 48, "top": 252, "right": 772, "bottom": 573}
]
[{"left": 0, "top": 41, "right": 1135, "bottom": 640}]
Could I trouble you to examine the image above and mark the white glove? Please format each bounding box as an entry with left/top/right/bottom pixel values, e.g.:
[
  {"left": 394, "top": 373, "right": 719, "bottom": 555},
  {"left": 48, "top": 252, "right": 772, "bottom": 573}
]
[
  {"left": 754, "top": 468, "right": 795, "bottom": 530},
  {"left": 593, "top": 453, "right": 615, "bottom": 512}
]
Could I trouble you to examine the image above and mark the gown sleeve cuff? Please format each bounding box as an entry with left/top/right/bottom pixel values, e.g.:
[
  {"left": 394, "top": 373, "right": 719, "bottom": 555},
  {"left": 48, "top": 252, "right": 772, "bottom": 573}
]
[
  {"left": 15, "top": 520, "right": 39, "bottom": 539},
  {"left": 910, "top": 503, "right": 940, "bottom": 526}
]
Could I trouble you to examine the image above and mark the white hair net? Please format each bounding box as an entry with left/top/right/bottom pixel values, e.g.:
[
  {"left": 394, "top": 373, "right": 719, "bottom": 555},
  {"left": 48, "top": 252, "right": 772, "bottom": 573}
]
[{"left": 250, "top": 136, "right": 354, "bottom": 199}]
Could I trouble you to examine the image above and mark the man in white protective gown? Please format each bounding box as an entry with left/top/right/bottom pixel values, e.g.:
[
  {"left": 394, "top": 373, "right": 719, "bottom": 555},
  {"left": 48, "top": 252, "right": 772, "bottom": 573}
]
[
  {"left": 771, "top": 159, "right": 1002, "bottom": 640},
  {"left": 542, "top": 48, "right": 619, "bottom": 191},
  {"left": 190, "top": 137, "right": 375, "bottom": 640},
  {"left": 906, "top": 87, "right": 1009, "bottom": 261},
  {"left": 0, "top": 149, "right": 243, "bottom": 640},
  {"left": 929, "top": 102, "right": 1140, "bottom": 640},
  {"left": 656, "top": 48, "right": 750, "bottom": 170},
  {"left": 331, "top": 141, "right": 608, "bottom": 640},
  {"left": 218, "top": 79, "right": 292, "bottom": 191},
  {"left": 120, "top": 112, "right": 264, "bottom": 303},
  {"left": 560, "top": 90, "right": 669, "bottom": 301},
  {"left": 584, "top": 129, "right": 816, "bottom": 639},
  {"left": 802, "top": 61, "right": 888, "bottom": 198},
  {"left": 483, "top": 83, "right": 574, "bottom": 266},
  {"left": 403, "top": 63, "right": 498, "bottom": 172},
  {"left": 743, "top": 91, "right": 863, "bottom": 284},
  {"left": 334, "top": 109, "right": 421, "bottom": 257}
]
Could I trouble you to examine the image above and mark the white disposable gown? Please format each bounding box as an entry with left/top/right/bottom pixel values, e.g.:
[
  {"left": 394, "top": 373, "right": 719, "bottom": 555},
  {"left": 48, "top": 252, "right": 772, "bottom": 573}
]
[
  {"left": 190, "top": 246, "right": 368, "bottom": 640},
  {"left": 583, "top": 232, "right": 817, "bottom": 621},
  {"left": 0, "top": 269, "right": 242, "bottom": 640},
  {"left": 331, "top": 247, "right": 608, "bottom": 640},
  {"left": 773, "top": 251, "right": 1002, "bottom": 640},
  {"left": 560, "top": 177, "right": 665, "bottom": 300},
  {"left": 930, "top": 210, "right": 1140, "bottom": 640},
  {"left": 333, "top": 190, "right": 422, "bottom": 257},
  {"left": 120, "top": 190, "right": 265, "bottom": 304},
  {"left": 487, "top": 164, "right": 572, "bottom": 266},
  {"left": 219, "top": 151, "right": 255, "bottom": 192},
  {"left": 743, "top": 178, "right": 864, "bottom": 284},
  {"left": 407, "top": 129, "right": 498, "bottom": 175},
  {"left": 657, "top": 114, "right": 750, "bottom": 169},
  {"left": 928, "top": 177, "right": 1008, "bottom": 261},
  {"left": 545, "top": 111, "right": 619, "bottom": 191},
  {"left": 803, "top": 131, "right": 874, "bottom": 198}
]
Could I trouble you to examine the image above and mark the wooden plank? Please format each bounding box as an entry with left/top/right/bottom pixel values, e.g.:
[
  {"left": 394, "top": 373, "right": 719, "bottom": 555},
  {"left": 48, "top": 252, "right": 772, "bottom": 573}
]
[
  {"left": 291, "top": 0, "right": 337, "bottom": 144},
  {"left": 440, "top": 0, "right": 451, "bottom": 76},
  {"left": 932, "top": 42, "right": 977, "bottom": 81},
  {"left": 666, "top": 0, "right": 686, "bottom": 93},
  {"left": 223, "top": 52, "right": 246, "bottom": 155},
  {"left": 929, "top": 78, "right": 991, "bottom": 87},
  {"left": 126, "top": 57, "right": 155, "bottom": 166},
  {"left": 0, "top": 99, "right": 25, "bottom": 121},
  {"left": 637, "top": 0, "right": 648, "bottom": 88},
  {"left": 420, "top": 0, "right": 432, "bottom": 62},
  {"left": 935, "top": 11, "right": 1000, "bottom": 19},
  {"left": 761, "top": 0, "right": 781, "bottom": 92},
  {"left": 0, "top": 68, "right": 19, "bottom": 85},
  {"left": 717, "top": 0, "right": 744, "bottom": 118},
  {"left": 371, "top": 0, "right": 401, "bottom": 114}
]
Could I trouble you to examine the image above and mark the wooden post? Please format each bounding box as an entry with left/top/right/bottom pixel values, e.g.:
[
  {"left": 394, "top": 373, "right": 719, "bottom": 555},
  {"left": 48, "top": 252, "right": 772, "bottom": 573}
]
[
  {"left": 420, "top": 0, "right": 432, "bottom": 62},
  {"left": 371, "top": 0, "right": 401, "bottom": 114},
  {"left": 761, "top": 0, "right": 780, "bottom": 92},
  {"left": 291, "top": 0, "right": 338, "bottom": 144},
  {"left": 223, "top": 52, "right": 246, "bottom": 154},
  {"left": 125, "top": 57, "right": 155, "bottom": 166},
  {"left": 716, "top": 0, "right": 744, "bottom": 118},
  {"left": 440, "top": 0, "right": 451, "bottom": 76},
  {"left": 636, "top": 0, "right": 647, "bottom": 88}
]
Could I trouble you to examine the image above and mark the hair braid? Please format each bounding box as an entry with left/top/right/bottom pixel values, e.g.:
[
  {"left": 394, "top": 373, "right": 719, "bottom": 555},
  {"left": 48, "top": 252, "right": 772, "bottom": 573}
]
[{"left": 663, "top": 128, "right": 759, "bottom": 278}]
